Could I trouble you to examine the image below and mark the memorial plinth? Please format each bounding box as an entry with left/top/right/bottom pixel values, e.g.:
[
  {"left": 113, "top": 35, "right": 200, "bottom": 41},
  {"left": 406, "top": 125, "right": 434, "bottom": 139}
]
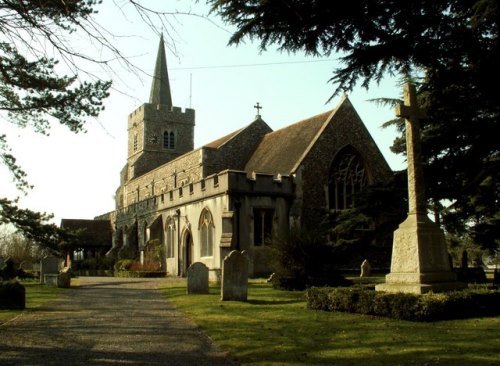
[{"left": 376, "top": 83, "right": 465, "bottom": 294}]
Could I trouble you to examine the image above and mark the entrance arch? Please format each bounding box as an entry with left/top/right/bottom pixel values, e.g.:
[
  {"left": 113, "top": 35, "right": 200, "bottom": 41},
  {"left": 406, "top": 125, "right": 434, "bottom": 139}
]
[{"left": 180, "top": 230, "right": 193, "bottom": 277}]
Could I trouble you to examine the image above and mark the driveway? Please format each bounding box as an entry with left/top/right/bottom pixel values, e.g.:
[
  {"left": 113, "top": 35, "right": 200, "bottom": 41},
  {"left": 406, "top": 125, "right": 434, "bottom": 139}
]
[{"left": 0, "top": 276, "right": 238, "bottom": 365}]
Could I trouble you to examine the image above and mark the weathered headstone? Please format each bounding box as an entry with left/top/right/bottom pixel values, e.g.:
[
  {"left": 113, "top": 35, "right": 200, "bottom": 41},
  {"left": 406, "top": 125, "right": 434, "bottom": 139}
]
[
  {"left": 0, "top": 280, "right": 26, "bottom": 310},
  {"left": 40, "top": 256, "right": 61, "bottom": 284},
  {"left": 221, "top": 250, "right": 248, "bottom": 301},
  {"left": 376, "top": 83, "right": 465, "bottom": 294},
  {"left": 187, "top": 262, "right": 209, "bottom": 294},
  {"left": 360, "top": 259, "right": 371, "bottom": 277}
]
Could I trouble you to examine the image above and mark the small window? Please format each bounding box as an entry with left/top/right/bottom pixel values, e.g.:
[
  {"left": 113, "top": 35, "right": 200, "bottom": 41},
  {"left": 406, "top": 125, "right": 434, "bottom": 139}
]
[
  {"left": 169, "top": 131, "right": 175, "bottom": 149},
  {"left": 163, "top": 131, "right": 175, "bottom": 149},
  {"left": 253, "top": 208, "right": 274, "bottom": 246},
  {"left": 133, "top": 134, "right": 138, "bottom": 151},
  {"left": 163, "top": 131, "right": 169, "bottom": 148}
]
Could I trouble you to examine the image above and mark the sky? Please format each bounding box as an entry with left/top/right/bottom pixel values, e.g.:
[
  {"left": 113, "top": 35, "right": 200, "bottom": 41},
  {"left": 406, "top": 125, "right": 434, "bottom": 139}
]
[{"left": 1, "top": 1, "right": 405, "bottom": 225}]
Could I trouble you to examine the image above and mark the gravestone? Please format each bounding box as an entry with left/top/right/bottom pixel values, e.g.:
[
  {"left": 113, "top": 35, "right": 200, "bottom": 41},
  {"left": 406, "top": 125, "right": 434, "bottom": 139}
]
[
  {"left": 221, "top": 250, "right": 248, "bottom": 301},
  {"left": 376, "top": 83, "right": 465, "bottom": 294},
  {"left": 40, "top": 256, "right": 61, "bottom": 284},
  {"left": 0, "top": 280, "right": 25, "bottom": 310},
  {"left": 360, "top": 259, "right": 371, "bottom": 277},
  {"left": 187, "top": 262, "right": 209, "bottom": 294}
]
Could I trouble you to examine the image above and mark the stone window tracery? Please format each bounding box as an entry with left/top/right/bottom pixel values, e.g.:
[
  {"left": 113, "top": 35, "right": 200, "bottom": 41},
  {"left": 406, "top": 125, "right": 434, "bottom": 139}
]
[
  {"left": 329, "top": 147, "right": 368, "bottom": 210},
  {"left": 199, "top": 208, "right": 214, "bottom": 257},
  {"left": 165, "top": 217, "right": 175, "bottom": 258}
]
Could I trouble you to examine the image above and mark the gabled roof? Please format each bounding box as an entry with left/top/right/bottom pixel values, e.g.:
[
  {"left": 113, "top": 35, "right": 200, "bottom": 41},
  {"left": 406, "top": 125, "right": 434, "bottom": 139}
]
[
  {"left": 203, "top": 127, "right": 244, "bottom": 149},
  {"left": 149, "top": 34, "right": 172, "bottom": 108},
  {"left": 244, "top": 105, "right": 340, "bottom": 175},
  {"left": 203, "top": 117, "right": 271, "bottom": 149}
]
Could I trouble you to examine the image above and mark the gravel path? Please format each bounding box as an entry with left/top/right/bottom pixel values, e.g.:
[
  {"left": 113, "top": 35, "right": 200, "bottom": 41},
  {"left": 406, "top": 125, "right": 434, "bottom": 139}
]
[{"left": 0, "top": 277, "right": 239, "bottom": 366}]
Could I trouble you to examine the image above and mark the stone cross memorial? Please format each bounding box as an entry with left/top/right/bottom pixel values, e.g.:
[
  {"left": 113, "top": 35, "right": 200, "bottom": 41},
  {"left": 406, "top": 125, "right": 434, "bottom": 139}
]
[
  {"left": 376, "top": 82, "right": 465, "bottom": 294},
  {"left": 221, "top": 250, "right": 248, "bottom": 301},
  {"left": 187, "top": 262, "right": 209, "bottom": 294}
]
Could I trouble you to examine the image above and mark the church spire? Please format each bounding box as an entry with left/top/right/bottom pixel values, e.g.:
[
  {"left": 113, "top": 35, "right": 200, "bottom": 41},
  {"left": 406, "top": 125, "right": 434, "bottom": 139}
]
[{"left": 149, "top": 34, "right": 173, "bottom": 108}]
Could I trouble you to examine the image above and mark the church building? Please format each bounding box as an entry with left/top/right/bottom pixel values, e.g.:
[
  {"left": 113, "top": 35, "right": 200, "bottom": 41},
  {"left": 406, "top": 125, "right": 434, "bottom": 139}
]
[{"left": 95, "top": 35, "right": 392, "bottom": 280}]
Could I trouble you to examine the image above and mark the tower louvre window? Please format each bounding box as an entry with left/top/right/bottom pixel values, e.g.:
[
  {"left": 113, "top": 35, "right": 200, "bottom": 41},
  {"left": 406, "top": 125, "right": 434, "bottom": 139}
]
[
  {"left": 163, "top": 130, "right": 175, "bottom": 149},
  {"left": 169, "top": 131, "right": 175, "bottom": 149},
  {"left": 133, "top": 134, "right": 138, "bottom": 151}
]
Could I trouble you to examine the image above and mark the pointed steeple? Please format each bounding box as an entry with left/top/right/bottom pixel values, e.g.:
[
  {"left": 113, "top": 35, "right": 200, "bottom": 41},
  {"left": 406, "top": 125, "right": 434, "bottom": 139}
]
[{"left": 149, "top": 34, "right": 173, "bottom": 108}]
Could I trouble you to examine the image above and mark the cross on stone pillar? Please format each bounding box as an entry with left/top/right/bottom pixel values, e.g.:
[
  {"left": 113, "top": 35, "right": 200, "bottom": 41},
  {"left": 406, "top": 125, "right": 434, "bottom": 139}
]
[
  {"left": 254, "top": 102, "right": 262, "bottom": 117},
  {"left": 375, "top": 82, "right": 465, "bottom": 294},
  {"left": 395, "top": 83, "right": 427, "bottom": 216}
]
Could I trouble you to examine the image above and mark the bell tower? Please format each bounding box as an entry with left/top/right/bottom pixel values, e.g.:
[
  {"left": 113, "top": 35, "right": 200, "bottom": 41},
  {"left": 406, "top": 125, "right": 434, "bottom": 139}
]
[{"left": 126, "top": 34, "right": 195, "bottom": 180}]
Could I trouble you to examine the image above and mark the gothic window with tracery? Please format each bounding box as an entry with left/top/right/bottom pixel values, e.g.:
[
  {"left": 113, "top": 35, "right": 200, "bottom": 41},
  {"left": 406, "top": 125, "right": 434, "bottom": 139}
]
[
  {"left": 329, "top": 147, "right": 368, "bottom": 210},
  {"left": 165, "top": 217, "right": 175, "bottom": 258},
  {"left": 199, "top": 208, "right": 214, "bottom": 257}
]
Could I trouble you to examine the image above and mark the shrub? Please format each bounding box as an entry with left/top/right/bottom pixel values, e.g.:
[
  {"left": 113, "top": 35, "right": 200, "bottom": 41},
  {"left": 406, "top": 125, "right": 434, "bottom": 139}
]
[
  {"left": 269, "top": 226, "right": 350, "bottom": 290},
  {"left": 306, "top": 286, "right": 500, "bottom": 321},
  {"left": 114, "top": 259, "right": 134, "bottom": 272}
]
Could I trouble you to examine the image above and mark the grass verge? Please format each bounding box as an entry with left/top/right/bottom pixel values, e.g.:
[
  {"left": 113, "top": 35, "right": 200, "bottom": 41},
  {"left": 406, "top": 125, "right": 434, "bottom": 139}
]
[
  {"left": 163, "top": 281, "right": 500, "bottom": 366},
  {"left": 0, "top": 280, "right": 66, "bottom": 323}
]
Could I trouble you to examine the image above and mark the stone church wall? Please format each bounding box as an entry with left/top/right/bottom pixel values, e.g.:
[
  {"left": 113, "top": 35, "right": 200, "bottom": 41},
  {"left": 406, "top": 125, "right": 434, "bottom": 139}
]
[
  {"left": 112, "top": 170, "right": 294, "bottom": 279},
  {"left": 127, "top": 104, "right": 195, "bottom": 179},
  {"left": 297, "top": 99, "right": 393, "bottom": 227}
]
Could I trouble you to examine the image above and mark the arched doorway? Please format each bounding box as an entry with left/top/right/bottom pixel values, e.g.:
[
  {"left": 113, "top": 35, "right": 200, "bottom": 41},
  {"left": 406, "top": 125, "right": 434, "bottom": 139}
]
[{"left": 180, "top": 230, "right": 193, "bottom": 277}]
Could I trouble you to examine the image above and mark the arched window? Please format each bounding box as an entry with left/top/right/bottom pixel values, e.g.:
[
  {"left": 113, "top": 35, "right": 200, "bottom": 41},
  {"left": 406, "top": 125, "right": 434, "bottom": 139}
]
[
  {"left": 328, "top": 146, "right": 368, "bottom": 210},
  {"left": 199, "top": 209, "right": 214, "bottom": 257},
  {"left": 163, "top": 130, "right": 176, "bottom": 149},
  {"left": 163, "top": 131, "right": 169, "bottom": 148},
  {"left": 165, "top": 217, "right": 175, "bottom": 258},
  {"left": 169, "top": 131, "right": 175, "bottom": 149}
]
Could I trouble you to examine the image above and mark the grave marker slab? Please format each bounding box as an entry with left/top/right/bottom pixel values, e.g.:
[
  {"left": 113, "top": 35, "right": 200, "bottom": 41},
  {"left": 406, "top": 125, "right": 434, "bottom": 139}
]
[
  {"left": 40, "top": 256, "right": 61, "bottom": 284},
  {"left": 221, "top": 250, "right": 248, "bottom": 301},
  {"left": 187, "top": 262, "right": 209, "bottom": 294}
]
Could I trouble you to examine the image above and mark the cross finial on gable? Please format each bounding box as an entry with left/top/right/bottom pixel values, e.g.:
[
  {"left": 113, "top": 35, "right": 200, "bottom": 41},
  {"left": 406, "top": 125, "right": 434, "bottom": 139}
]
[{"left": 254, "top": 102, "right": 262, "bottom": 117}]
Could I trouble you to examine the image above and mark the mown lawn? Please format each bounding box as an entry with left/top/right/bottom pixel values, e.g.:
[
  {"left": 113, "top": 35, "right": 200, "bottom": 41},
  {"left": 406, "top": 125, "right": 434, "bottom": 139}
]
[
  {"left": 163, "top": 281, "right": 500, "bottom": 366},
  {"left": 0, "top": 280, "right": 66, "bottom": 323}
]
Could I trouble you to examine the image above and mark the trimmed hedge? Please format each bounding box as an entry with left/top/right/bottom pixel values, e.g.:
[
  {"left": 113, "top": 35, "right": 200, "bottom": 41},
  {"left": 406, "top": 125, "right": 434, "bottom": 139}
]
[{"left": 306, "top": 286, "right": 500, "bottom": 321}]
